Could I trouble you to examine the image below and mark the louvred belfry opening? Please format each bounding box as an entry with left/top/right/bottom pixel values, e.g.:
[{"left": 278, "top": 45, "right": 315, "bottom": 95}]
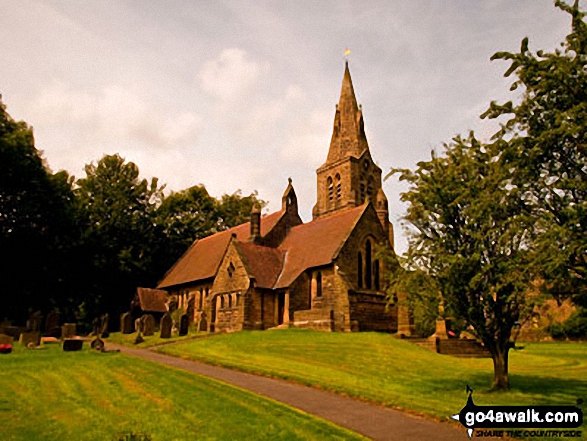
[{"left": 313, "top": 61, "right": 385, "bottom": 220}]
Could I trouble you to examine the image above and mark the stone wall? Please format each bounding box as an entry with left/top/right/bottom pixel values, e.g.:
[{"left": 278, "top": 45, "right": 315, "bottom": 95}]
[
  {"left": 348, "top": 290, "right": 396, "bottom": 332},
  {"left": 293, "top": 309, "right": 333, "bottom": 331}
]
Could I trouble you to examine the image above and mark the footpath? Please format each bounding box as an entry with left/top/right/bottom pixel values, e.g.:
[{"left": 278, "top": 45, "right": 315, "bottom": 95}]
[{"left": 107, "top": 343, "right": 482, "bottom": 441}]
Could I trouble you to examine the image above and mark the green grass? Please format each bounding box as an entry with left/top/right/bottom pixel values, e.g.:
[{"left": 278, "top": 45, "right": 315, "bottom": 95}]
[
  {"left": 105, "top": 330, "right": 208, "bottom": 348},
  {"left": 0, "top": 343, "right": 366, "bottom": 441},
  {"left": 158, "top": 330, "right": 587, "bottom": 427}
]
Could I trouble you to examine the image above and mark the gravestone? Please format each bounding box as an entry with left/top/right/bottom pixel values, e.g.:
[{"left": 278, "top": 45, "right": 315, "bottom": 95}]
[
  {"left": 179, "top": 314, "right": 188, "bottom": 336},
  {"left": 134, "top": 317, "right": 142, "bottom": 333},
  {"left": 19, "top": 332, "right": 40, "bottom": 348},
  {"left": 45, "top": 312, "right": 60, "bottom": 337},
  {"left": 160, "top": 313, "right": 172, "bottom": 338},
  {"left": 100, "top": 313, "right": 109, "bottom": 338},
  {"left": 63, "top": 339, "right": 83, "bottom": 351},
  {"left": 166, "top": 295, "right": 178, "bottom": 314},
  {"left": 0, "top": 334, "right": 14, "bottom": 346},
  {"left": 198, "top": 312, "right": 208, "bottom": 332},
  {"left": 120, "top": 312, "right": 133, "bottom": 334},
  {"left": 186, "top": 296, "right": 195, "bottom": 326},
  {"left": 142, "top": 315, "right": 155, "bottom": 336},
  {"left": 26, "top": 311, "right": 42, "bottom": 332},
  {"left": 61, "top": 323, "right": 76, "bottom": 339}
]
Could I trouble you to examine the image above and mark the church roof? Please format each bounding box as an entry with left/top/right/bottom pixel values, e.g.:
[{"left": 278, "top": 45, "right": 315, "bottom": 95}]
[
  {"left": 274, "top": 205, "right": 365, "bottom": 288},
  {"left": 235, "top": 242, "right": 285, "bottom": 289},
  {"left": 134, "top": 287, "right": 169, "bottom": 313},
  {"left": 157, "top": 204, "right": 368, "bottom": 291},
  {"left": 157, "top": 210, "right": 284, "bottom": 289}
]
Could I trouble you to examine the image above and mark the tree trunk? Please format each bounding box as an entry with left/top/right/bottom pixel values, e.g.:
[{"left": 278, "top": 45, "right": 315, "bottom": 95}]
[{"left": 492, "top": 346, "right": 510, "bottom": 389}]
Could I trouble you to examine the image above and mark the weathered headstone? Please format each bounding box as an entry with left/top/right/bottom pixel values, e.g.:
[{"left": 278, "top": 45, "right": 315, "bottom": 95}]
[
  {"left": 186, "top": 296, "right": 195, "bottom": 326},
  {"left": 160, "top": 313, "right": 172, "bottom": 338},
  {"left": 134, "top": 317, "right": 143, "bottom": 334},
  {"left": 26, "top": 311, "right": 42, "bottom": 332},
  {"left": 142, "top": 315, "right": 155, "bottom": 336},
  {"left": 63, "top": 339, "right": 83, "bottom": 351},
  {"left": 198, "top": 312, "right": 208, "bottom": 332},
  {"left": 19, "top": 332, "right": 40, "bottom": 348},
  {"left": 120, "top": 312, "right": 133, "bottom": 334},
  {"left": 61, "top": 323, "right": 76, "bottom": 339},
  {"left": 101, "top": 313, "right": 109, "bottom": 338},
  {"left": 166, "top": 295, "right": 178, "bottom": 314},
  {"left": 0, "top": 334, "right": 14, "bottom": 346},
  {"left": 45, "top": 312, "right": 60, "bottom": 337},
  {"left": 179, "top": 314, "right": 188, "bottom": 336},
  {"left": 1, "top": 326, "right": 25, "bottom": 340}
]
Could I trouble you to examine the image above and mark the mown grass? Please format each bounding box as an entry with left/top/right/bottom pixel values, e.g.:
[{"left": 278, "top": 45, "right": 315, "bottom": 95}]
[
  {"left": 0, "top": 343, "right": 366, "bottom": 441},
  {"left": 105, "top": 330, "right": 208, "bottom": 349},
  {"left": 158, "top": 330, "right": 587, "bottom": 431}
]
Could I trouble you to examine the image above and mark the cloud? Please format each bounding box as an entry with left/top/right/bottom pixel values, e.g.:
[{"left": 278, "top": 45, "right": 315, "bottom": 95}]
[
  {"left": 31, "top": 83, "right": 202, "bottom": 149},
  {"left": 279, "top": 109, "right": 332, "bottom": 167},
  {"left": 198, "top": 48, "right": 267, "bottom": 101}
]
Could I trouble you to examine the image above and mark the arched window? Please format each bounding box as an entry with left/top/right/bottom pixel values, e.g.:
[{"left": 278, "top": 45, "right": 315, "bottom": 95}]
[
  {"left": 357, "top": 252, "right": 363, "bottom": 288},
  {"left": 327, "top": 177, "right": 334, "bottom": 203},
  {"left": 335, "top": 174, "right": 342, "bottom": 201},
  {"left": 220, "top": 296, "right": 225, "bottom": 309},
  {"left": 316, "top": 271, "right": 323, "bottom": 297},
  {"left": 228, "top": 262, "right": 235, "bottom": 277},
  {"left": 365, "top": 240, "right": 372, "bottom": 289},
  {"left": 374, "top": 259, "right": 380, "bottom": 291},
  {"left": 228, "top": 294, "right": 232, "bottom": 308}
]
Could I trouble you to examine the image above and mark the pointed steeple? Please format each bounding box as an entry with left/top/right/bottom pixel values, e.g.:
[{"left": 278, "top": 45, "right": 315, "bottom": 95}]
[{"left": 327, "top": 61, "right": 369, "bottom": 162}]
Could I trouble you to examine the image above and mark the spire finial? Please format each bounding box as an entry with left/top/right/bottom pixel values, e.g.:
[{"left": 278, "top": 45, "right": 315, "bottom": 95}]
[{"left": 343, "top": 48, "right": 351, "bottom": 62}]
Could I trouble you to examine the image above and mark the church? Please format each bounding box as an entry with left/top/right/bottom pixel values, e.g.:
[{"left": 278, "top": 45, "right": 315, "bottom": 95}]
[{"left": 156, "top": 62, "right": 404, "bottom": 333}]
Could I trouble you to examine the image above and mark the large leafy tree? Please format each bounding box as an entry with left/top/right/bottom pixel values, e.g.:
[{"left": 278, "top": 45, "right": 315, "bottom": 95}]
[
  {"left": 0, "top": 96, "right": 76, "bottom": 320},
  {"left": 482, "top": 0, "right": 587, "bottom": 306},
  {"left": 390, "top": 134, "right": 535, "bottom": 389},
  {"left": 156, "top": 185, "right": 220, "bottom": 266},
  {"left": 75, "top": 154, "right": 165, "bottom": 319},
  {"left": 157, "top": 187, "right": 266, "bottom": 268}
]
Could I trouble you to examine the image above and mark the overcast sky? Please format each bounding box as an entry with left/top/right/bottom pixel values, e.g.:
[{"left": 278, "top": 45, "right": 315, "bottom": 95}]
[{"left": 0, "top": 1, "right": 582, "bottom": 254}]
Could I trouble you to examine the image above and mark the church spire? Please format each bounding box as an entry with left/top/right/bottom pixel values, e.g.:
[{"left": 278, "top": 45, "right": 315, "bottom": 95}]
[{"left": 327, "top": 61, "right": 369, "bottom": 163}]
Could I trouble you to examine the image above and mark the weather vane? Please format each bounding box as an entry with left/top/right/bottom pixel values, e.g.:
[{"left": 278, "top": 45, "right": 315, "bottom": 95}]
[{"left": 343, "top": 48, "right": 351, "bottom": 61}]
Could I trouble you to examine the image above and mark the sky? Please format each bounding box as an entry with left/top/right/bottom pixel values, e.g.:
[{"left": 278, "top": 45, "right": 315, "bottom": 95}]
[{"left": 0, "top": 0, "right": 583, "bottom": 255}]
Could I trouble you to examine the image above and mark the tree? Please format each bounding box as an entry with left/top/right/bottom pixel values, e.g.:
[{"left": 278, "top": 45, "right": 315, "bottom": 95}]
[
  {"left": 156, "top": 185, "right": 220, "bottom": 265},
  {"left": 0, "top": 95, "right": 76, "bottom": 321},
  {"left": 216, "top": 190, "right": 265, "bottom": 230},
  {"left": 156, "top": 187, "right": 266, "bottom": 267},
  {"left": 482, "top": 0, "right": 587, "bottom": 306},
  {"left": 389, "top": 133, "right": 535, "bottom": 389},
  {"left": 75, "top": 154, "right": 165, "bottom": 319}
]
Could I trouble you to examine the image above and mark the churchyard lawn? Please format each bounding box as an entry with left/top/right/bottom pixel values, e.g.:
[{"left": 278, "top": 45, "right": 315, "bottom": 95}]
[
  {"left": 158, "top": 330, "right": 587, "bottom": 431},
  {"left": 0, "top": 343, "right": 365, "bottom": 441}
]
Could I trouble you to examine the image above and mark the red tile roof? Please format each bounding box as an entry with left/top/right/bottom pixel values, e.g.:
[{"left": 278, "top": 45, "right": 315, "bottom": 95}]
[
  {"left": 157, "top": 210, "right": 284, "bottom": 289},
  {"left": 235, "top": 242, "right": 284, "bottom": 289},
  {"left": 136, "top": 288, "right": 169, "bottom": 313},
  {"left": 157, "top": 205, "right": 367, "bottom": 291},
  {"left": 275, "top": 205, "right": 366, "bottom": 288}
]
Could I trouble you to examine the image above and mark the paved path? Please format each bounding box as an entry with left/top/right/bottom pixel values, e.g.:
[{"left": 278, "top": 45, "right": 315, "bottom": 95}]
[{"left": 108, "top": 343, "right": 476, "bottom": 441}]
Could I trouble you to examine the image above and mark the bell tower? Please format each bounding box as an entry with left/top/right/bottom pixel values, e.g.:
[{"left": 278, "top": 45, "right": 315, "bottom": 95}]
[{"left": 313, "top": 62, "right": 384, "bottom": 220}]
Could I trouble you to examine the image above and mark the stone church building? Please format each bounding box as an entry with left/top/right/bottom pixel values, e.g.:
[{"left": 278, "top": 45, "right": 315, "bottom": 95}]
[{"left": 156, "top": 62, "right": 402, "bottom": 333}]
